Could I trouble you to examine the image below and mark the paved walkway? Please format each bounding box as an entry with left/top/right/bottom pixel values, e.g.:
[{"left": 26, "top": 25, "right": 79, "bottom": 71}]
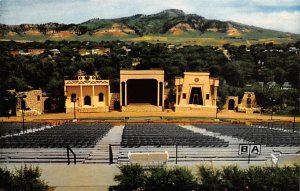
[
  {"left": 84, "top": 125, "right": 124, "bottom": 163},
  {"left": 1, "top": 110, "right": 298, "bottom": 122},
  {"left": 2, "top": 164, "right": 120, "bottom": 191}
]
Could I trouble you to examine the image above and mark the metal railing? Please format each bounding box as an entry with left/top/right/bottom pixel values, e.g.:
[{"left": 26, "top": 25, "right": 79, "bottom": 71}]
[{"left": 66, "top": 145, "right": 77, "bottom": 165}]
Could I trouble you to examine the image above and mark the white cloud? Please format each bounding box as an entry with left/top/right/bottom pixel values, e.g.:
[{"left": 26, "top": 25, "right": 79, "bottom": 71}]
[
  {"left": 1, "top": 0, "right": 299, "bottom": 34},
  {"left": 251, "top": 0, "right": 300, "bottom": 6},
  {"left": 226, "top": 11, "right": 300, "bottom": 33}
]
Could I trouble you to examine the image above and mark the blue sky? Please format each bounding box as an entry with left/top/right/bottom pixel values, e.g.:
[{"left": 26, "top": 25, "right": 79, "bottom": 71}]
[{"left": 0, "top": 0, "right": 299, "bottom": 34}]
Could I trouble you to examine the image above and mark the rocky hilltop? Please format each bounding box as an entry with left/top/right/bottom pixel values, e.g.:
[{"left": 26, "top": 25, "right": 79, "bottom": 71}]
[{"left": 1, "top": 9, "right": 299, "bottom": 44}]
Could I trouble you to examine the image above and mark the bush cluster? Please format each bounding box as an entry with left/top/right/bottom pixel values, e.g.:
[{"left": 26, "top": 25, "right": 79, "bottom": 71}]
[
  {"left": 113, "top": 164, "right": 299, "bottom": 191},
  {"left": 0, "top": 165, "right": 48, "bottom": 191}
]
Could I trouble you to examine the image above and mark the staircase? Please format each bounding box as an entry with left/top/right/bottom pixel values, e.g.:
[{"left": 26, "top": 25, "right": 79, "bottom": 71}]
[
  {"left": 83, "top": 126, "right": 124, "bottom": 164},
  {"left": 121, "top": 104, "right": 162, "bottom": 112}
]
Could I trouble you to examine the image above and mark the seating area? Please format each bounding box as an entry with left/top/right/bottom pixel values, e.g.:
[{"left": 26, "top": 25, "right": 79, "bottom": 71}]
[
  {"left": 194, "top": 124, "right": 300, "bottom": 147},
  {"left": 252, "top": 122, "right": 300, "bottom": 132},
  {"left": 0, "top": 123, "right": 47, "bottom": 137},
  {"left": 0, "top": 123, "right": 113, "bottom": 148},
  {"left": 121, "top": 123, "right": 228, "bottom": 147}
]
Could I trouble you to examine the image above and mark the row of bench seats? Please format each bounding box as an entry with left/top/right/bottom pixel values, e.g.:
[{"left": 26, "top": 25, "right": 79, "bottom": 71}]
[
  {"left": 252, "top": 122, "right": 300, "bottom": 132},
  {"left": 194, "top": 123, "right": 300, "bottom": 147},
  {"left": 121, "top": 123, "right": 229, "bottom": 147},
  {"left": 0, "top": 123, "right": 47, "bottom": 137},
  {"left": 0, "top": 123, "right": 113, "bottom": 148}
]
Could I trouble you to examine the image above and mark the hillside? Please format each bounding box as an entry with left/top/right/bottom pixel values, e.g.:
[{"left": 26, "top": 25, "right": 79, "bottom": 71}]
[{"left": 1, "top": 9, "right": 299, "bottom": 45}]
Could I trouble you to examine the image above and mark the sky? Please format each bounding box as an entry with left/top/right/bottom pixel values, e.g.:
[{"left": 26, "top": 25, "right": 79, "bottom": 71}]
[{"left": 0, "top": 0, "right": 299, "bottom": 34}]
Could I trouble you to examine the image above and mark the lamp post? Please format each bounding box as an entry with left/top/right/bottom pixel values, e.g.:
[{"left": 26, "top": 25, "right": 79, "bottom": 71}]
[
  {"left": 293, "top": 98, "right": 299, "bottom": 132},
  {"left": 71, "top": 94, "right": 77, "bottom": 121},
  {"left": 214, "top": 99, "right": 218, "bottom": 119},
  {"left": 269, "top": 98, "right": 276, "bottom": 120},
  {"left": 73, "top": 100, "right": 76, "bottom": 120},
  {"left": 20, "top": 95, "right": 27, "bottom": 133}
]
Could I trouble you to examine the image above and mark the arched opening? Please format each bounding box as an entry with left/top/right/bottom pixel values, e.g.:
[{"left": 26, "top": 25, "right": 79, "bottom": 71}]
[
  {"left": 127, "top": 79, "right": 157, "bottom": 105},
  {"left": 114, "top": 101, "right": 120, "bottom": 110},
  {"left": 44, "top": 98, "right": 51, "bottom": 112},
  {"left": 246, "top": 98, "right": 252, "bottom": 108},
  {"left": 37, "top": 95, "right": 40, "bottom": 101},
  {"left": 84, "top": 96, "right": 91, "bottom": 106},
  {"left": 228, "top": 99, "right": 235, "bottom": 110},
  {"left": 99, "top": 93, "right": 104, "bottom": 102},
  {"left": 189, "top": 87, "right": 203, "bottom": 105}
]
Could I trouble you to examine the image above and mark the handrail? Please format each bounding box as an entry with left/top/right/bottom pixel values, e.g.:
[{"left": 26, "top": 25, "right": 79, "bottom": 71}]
[{"left": 67, "top": 145, "right": 77, "bottom": 165}]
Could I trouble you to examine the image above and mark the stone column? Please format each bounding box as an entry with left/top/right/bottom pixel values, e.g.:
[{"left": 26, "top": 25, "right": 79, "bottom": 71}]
[
  {"left": 80, "top": 85, "right": 83, "bottom": 106},
  {"left": 214, "top": 86, "right": 217, "bottom": 106},
  {"left": 157, "top": 81, "right": 160, "bottom": 106},
  {"left": 108, "top": 84, "right": 110, "bottom": 107},
  {"left": 176, "top": 85, "right": 178, "bottom": 105},
  {"left": 162, "top": 81, "right": 164, "bottom": 108},
  {"left": 92, "top": 85, "right": 95, "bottom": 106},
  {"left": 125, "top": 81, "right": 127, "bottom": 106},
  {"left": 120, "top": 82, "right": 122, "bottom": 106}
]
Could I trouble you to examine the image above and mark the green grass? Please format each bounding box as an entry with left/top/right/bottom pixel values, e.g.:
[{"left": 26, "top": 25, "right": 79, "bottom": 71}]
[{"left": 1, "top": 31, "right": 299, "bottom": 46}]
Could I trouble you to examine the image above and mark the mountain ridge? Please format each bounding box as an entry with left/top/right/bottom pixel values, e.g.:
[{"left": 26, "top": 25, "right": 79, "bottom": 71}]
[{"left": 0, "top": 9, "right": 299, "bottom": 45}]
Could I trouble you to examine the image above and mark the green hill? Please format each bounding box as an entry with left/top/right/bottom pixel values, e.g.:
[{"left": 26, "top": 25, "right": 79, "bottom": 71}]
[{"left": 1, "top": 9, "right": 299, "bottom": 46}]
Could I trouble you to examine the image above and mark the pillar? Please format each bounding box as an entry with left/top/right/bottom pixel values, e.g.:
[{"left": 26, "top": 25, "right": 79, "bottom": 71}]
[
  {"left": 125, "top": 81, "right": 127, "bottom": 106},
  {"left": 157, "top": 81, "right": 160, "bottom": 106},
  {"left": 120, "top": 82, "right": 122, "bottom": 106},
  {"left": 108, "top": 84, "right": 110, "bottom": 107},
  {"left": 80, "top": 85, "right": 83, "bottom": 106},
  {"left": 161, "top": 82, "right": 165, "bottom": 108},
  {"left": 92, "top": 85, "right": 95, "bottom": 106},
  {"left": 176, "top": 85, "right": 178, "bottom": 105},
  {"left": 214, "top": 86, "right": 217, "bottom": 106}
]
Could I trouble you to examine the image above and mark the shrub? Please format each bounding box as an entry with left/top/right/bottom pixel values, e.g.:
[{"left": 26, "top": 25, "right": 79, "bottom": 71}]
[
  {"left": 221, "top": 165, "right": 247, "bottom": 191},
  {"left": 113, "top": 164, "right": 300, "bottom": 191},
  {"left": 145, "top": 166, "right": 196, "bottom": 191},
  {"left": 114, "top": 164, "right": 146, "bottom": 191},
  {"left": 145, "top": 166, "right": 170, "bottom": 191},
  {"left": 0, "top": 165, "right": 48, "bottom": 191},
  {"left": 167, "top": 167, "right": 196, "bottom": 191},
  {"left": 248, "top": 165, "right": 299, "bottom": 191},
  {"left": 0, "top": 167, "right": 13, "bottom": 190},
  {"left": 197, "top": 166, "right": 222, "bottom": 191}
]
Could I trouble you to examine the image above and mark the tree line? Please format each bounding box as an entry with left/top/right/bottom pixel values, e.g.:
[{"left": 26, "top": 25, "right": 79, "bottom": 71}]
[{"left": 0, "top": 40, "right": 299, "bottom": 115}]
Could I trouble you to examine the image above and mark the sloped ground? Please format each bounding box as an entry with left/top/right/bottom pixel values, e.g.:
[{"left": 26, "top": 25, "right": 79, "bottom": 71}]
[{"left": 1, "top": 110, "right": 298, "bottom": 123}]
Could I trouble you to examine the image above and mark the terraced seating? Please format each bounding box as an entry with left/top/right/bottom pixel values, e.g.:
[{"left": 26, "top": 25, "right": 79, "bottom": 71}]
[
  {"left": 121, "top": 123, "right": 228, "bottom": 147},
  {"left": 0, "top": 123, "right": 113, "bottom": 148},
  {"left": 0, "top": 123, "right": 46, "bottom": 137},
  {"left": 253, "top": 122, "right": 300, "bottom": 132},
  {"left": 194, "top": 124, "right": 300, "bottom": 147}
]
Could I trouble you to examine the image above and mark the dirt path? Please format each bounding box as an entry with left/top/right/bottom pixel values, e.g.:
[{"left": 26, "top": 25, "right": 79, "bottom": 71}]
[{"left": 1, "top": 110, "right": 298, "bottom": 123}]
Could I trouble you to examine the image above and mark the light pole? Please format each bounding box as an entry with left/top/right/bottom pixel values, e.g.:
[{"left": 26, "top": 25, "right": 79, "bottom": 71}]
[
  {"left": 269, "top": 98, "right": 276, "bottom": 120},
  {"left": 20, "top": 95, "right": 27, "bottom": 133},
  {"left": 214, "top": 99, "right": 218, "bottom": 119},
  {"left": 71, "top": 94, "right": 77, "bottom": 121},
  {"left": 293, "top": 98, "right": 299, "bottom": 132}
]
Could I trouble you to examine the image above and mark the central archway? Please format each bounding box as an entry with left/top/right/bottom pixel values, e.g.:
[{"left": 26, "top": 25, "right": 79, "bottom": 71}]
[
  {"left": 127, "top": 79, "right": 157, "bottom": 105},
  {"left": 84, "top": 96, "right": 91, "bottom": 106},
  {"left": 228, "top": 99, "right": 235, "bottom": 110}
]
